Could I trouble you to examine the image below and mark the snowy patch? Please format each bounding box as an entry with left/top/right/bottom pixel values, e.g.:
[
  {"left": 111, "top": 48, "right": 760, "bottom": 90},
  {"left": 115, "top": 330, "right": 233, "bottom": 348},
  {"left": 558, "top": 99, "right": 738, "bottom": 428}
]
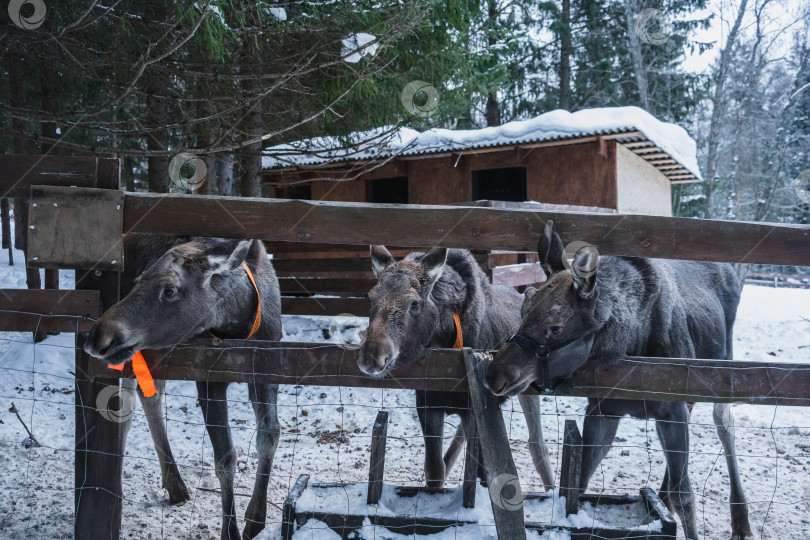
[
  {"left": 266, "top": 6, "right": 287, "bottom": 21},
  {"left": 341, "top": 33, "right": 378, "bottom": 63}
]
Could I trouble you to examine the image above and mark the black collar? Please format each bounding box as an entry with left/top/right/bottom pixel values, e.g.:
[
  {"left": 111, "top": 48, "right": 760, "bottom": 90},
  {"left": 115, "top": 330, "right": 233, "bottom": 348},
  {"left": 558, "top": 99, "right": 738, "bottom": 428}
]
[{"left": 505, "top": 332, "right": 584, "bottom": 394}]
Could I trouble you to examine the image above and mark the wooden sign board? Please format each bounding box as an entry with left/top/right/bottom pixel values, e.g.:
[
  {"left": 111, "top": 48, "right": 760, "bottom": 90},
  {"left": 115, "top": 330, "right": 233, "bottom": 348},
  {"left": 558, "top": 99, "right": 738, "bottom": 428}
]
[{"left": 27, "top": 186, "right": 124, "bottom": 271}]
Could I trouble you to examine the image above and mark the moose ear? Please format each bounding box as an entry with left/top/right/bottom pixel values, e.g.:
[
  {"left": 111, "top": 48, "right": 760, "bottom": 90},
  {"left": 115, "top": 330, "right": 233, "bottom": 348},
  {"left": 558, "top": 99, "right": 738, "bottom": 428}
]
[
  {"left": 521, "top": 286, "right": 537, "bottom": 317},
  {"left": 209, "top": 239, "right": 253, "bottom": 274},
  {"left": 571, "top": 245, "right": 599, "bottom": 299},
  {"left": 537, "top": 220, "right": 566, "bottom": 277},
  {"left": 370, "top": 245, "right": 396, "bottom": 277},
  {"left": 420, "top": 247, "right": 448, "bottom": 286}
]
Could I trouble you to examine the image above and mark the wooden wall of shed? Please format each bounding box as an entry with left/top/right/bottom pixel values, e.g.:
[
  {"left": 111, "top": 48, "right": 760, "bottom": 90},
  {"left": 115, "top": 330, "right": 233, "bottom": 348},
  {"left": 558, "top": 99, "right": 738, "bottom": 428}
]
[
  {"left": 264, "top": 140, "right": 620, "bottom": 209},
  {"left": 407, "top": 157, "right": 471, "bottom": 204},
  {"left": 525, "top": 140, "right": 617, "bottom": 209}
]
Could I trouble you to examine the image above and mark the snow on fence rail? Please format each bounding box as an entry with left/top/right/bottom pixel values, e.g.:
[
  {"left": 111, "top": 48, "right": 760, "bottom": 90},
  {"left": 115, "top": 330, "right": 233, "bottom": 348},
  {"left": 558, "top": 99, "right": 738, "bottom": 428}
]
[{"left": 0, "top": 155, "right": 809, "bottom": 540}]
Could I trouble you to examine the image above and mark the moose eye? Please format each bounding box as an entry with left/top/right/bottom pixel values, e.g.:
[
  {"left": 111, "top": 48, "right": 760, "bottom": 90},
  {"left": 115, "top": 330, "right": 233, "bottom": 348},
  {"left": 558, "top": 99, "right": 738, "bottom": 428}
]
[
  {"left": 550, "top": 326, "right": 562, "bottom": 336},
  {"left": 163, "top": 287, "right": 177, "bottom": 298},
  {"left": 409, "top": 300, "right": 419, "bottom": 312}
]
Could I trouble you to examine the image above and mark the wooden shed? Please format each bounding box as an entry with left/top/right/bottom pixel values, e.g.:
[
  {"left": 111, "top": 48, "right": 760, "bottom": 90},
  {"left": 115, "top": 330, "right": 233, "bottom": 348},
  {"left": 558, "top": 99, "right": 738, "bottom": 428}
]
[{"left": 261, "top": 107, "right": 702, "bottom": 315}]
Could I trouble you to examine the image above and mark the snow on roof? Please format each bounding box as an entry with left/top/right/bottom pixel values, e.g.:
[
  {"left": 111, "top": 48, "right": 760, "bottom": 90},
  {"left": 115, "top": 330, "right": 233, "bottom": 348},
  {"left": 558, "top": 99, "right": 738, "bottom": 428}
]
[{"left": 262, "top": 106, "right": 702, "bottom": 181}]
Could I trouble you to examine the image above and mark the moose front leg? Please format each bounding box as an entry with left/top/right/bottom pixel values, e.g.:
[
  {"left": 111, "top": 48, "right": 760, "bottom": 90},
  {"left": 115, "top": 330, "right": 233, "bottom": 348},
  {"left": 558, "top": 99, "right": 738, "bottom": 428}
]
[
  {"left": 136, "top": 378, "right": 191, "bottom": 505},
  {"left": 243, "top": 383, "right": 280, "bottom": 540},
  {"left": 416, "top": 393, "right": 446, "bottom": 488},
  {"left": 197, "top": 381, "right": 240, "bottom": 540},
  {"left": 579, "top": 409, "right": 621, "bottom": 492},
  {"left": 713, "top": 402, "right": 752, "bottom": 540}
]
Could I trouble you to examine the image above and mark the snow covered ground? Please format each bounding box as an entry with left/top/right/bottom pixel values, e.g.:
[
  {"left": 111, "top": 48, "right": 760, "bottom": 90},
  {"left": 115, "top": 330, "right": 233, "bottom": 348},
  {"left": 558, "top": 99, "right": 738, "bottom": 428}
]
[{"left": 0, "top": 237, "right": 807, "bottom": 539}]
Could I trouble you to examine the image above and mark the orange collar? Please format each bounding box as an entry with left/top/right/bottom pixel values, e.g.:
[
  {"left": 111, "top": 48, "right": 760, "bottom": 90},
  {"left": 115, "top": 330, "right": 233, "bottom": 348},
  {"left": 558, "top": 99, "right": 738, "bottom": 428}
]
[
  {"left": 452, "top": 312, "right": 463, "bottom": 349},
  {"left": 209, "top": 262, "right": 262, "bottom": 340}
]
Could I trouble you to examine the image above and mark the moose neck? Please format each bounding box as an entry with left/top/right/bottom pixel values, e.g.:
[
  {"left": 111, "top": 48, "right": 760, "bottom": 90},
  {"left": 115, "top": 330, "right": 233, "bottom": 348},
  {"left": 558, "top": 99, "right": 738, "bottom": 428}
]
[
  {"left": 207, "top": 261, "right": 261, "bottom": 340},
  {"left": 426, "top": 255, "right": 482, "bottom": 350}
]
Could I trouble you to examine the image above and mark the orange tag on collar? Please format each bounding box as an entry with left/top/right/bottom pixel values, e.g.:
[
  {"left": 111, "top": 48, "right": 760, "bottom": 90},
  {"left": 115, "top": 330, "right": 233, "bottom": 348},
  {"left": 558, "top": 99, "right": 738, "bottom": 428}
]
[
  {"left": 107, "top": 351, "right": 157, "bottom": 397},
  {"left": 452, "top": 313, "right": 464, "bottom": 349}
]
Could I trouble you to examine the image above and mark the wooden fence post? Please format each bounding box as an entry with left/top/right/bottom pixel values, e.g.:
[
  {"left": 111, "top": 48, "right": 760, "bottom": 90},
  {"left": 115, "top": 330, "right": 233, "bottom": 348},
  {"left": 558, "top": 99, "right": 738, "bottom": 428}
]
[
  {"left": 463, "top": 349, "right": 526, "bottom": 540},
  {"left": 560, "top": 419, "right": 583, "bottom": 516},
  {"left": 73, "top": 158, "right": 123, "bottom": 539},
  {"left": 74, "top": 270, "right": 123, "bottom": 539},
  {"left": 367, "top": 410, "right": 389, "bottom": 505},
  {"left": 462, "top": 416, "right": 479, "bottom": 509}
]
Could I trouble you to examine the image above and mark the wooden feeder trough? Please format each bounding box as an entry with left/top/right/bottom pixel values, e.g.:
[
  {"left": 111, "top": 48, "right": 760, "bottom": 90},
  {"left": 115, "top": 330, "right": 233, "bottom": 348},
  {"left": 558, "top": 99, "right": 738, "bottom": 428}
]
[{"left": 280, "top": 414, "right": 677, "bottom": 539}]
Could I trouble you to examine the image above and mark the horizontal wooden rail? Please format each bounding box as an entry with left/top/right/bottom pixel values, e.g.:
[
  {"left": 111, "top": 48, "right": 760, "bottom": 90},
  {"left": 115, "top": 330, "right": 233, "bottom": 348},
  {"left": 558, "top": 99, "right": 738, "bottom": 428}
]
[
  {"left": 121, "top": 193, "right": 810, "bottom": 266},
  {"left": 0, "top": 289, "right": 100, "bottom": 332},
  {"left": 87, "top": 340, "right": 810, "bottom": 406},
  {"left": 281, "top": 296, "right": 369, "bottom": 316},
  {"left": 0, "top": 155, "right": 119, "bottom": 198},
  {"left": 279, "top": 277, "right": 376, "bottom": 295}
]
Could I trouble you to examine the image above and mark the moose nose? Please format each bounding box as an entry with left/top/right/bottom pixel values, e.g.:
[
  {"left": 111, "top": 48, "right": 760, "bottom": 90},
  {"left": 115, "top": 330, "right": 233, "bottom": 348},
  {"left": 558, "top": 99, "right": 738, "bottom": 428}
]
[
  {"left": 358, "top": 340, "right": 394, "bottom": 378},
  {"left": 83, "top": 322, "right": 120, "bottom": 359},
  {"left": 484, "top": 362, "right": 519, "bottom": 396}
]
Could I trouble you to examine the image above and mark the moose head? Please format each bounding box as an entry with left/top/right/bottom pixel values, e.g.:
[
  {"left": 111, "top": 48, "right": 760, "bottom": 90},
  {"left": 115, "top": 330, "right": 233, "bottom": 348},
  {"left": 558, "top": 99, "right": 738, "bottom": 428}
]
[
  {"left": 83, "top": 238, "right": 258, "bottom": 364},
  {"left": 485, "top": 221, "right": 598, "bottom": 397},
  {"left": 357, "top": 245, "right": 448, "bottom": 377}
]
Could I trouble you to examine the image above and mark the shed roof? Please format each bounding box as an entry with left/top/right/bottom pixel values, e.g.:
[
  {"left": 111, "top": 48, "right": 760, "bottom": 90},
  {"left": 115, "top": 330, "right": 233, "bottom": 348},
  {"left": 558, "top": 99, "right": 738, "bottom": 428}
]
[{"left": 262, "top": 106, "right": 702, "bottom": 183}]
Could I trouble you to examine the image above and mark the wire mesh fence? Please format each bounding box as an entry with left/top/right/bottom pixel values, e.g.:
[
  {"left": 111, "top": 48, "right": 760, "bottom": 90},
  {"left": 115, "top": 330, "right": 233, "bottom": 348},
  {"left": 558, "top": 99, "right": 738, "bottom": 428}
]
[{"left": 0, "top": 297, "right": 808, "bottom": 540}]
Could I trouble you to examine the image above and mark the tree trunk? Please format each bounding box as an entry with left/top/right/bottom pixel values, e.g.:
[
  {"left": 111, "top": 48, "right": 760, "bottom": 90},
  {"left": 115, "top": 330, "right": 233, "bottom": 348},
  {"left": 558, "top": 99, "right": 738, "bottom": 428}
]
[
  {"left": 239, "top": 50, "right": 264, "bottom": 197},
  {"left": 40, "top": 68, "right": 59, "bottom": 290},
  {"left": 624, "top": 0, "right": 651, "bottom": 113},
  {"left": 215, "top": 153, "right": 234, "bottom": 196},
  {"left": 703, "top": 0, "right": 749, "bottom": 218},
  {"left": 123, "top": 155, "right": 136, "bottom": 192},
  {"left": 9, "top": 55, "right": 41, "bottom": 290},
  {"left": 145, "top": 74, "right": 170, "bottom": 193},
  {"left": 484, "top": 0, "right": 500, "bottom": 126},
  {"left": 558, "top": 0, "right": 572, "bottom": 110}
]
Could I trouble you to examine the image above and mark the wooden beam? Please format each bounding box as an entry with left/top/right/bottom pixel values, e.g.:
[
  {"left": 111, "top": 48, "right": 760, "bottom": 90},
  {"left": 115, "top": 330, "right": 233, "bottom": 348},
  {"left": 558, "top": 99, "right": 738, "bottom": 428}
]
[
  {"left": 281, "top": 296, "right": 369, "bottom": 316},
  {"left": 121, "top": 192, "right": 810, "bottom": 266},
  {"left": 279, "top": 277, "right": 376, "bottom": 295},
  {"left": 86, "top": 341, "right": 810, "bottom": 405},
  {"left": 0, "top": 155, "right": 119, "bottom": 198},
  {"left": 462, "top": 417, "right": 479, "bottom": 509},
  {"left": 559, "top": 419, "right": 583, "bottom": 516},
  {"left": 0, "top": 289, "right": 99, "bottom": 333},
  {"left": 366, "top": 411, "right": 389, "bottom": 505},
  {"left": 281, "top": 475, "right": 309, "bottom": 540},
  {"left": 464, "top": 349, "right": 526, "bottom": 540}
]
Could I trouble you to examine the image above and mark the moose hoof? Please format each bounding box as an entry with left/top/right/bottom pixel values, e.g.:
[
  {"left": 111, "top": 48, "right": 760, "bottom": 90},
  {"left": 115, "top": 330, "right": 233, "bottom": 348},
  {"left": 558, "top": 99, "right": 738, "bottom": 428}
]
[
  {"left": 167, "top": 482, "right": 191, "bottom": 506},
  {"left": 242, "top": 523, "right": 265, "bottom": 540}
]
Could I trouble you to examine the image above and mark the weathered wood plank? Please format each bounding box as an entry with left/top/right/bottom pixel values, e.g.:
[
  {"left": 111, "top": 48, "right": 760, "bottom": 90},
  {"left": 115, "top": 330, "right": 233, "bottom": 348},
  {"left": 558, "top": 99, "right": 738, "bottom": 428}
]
[
  {"left": 0, "top": 155, "right": 119, "bottom": 198},
  {"left": 560, "top": 419, "right": 583, "bottom": 516},
  {"left": 0, "top": 289, "right": 100, "bottom": 333},
  {"left": 28, "top": 186, "right": 124, "bottom": 271},
  {"left": 74, "top": 270, "right": 123, "bottom": 540},
  {"left": 281, "top": 296, "right": 369, "bottom": 316},
  {"left": 281, "top": 474, "right": 310, "bottom": 540},
  {"left": 464, "top": 349, "right": 526, "bottom": 540},
  {"left": 279, "top": 277, "right": 376, "bottom": 295},
  {"left": 462, "top": 417, "right": 479, "bottom": 509},
  {"left": 367, "top": 411, "right": 389, "bottom": 505},
  {"left": 123, "top": 192, "right": 810, "bottom": 266},
  {"left": 86, "top": 341, "right": 810, "bottom": 405}
]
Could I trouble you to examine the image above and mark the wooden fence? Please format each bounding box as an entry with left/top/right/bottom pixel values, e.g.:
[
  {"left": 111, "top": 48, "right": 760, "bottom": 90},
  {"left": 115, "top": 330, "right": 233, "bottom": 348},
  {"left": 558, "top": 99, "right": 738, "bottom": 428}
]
[{"left": 1, "top": 155, "right": 809, "bottom": 539}]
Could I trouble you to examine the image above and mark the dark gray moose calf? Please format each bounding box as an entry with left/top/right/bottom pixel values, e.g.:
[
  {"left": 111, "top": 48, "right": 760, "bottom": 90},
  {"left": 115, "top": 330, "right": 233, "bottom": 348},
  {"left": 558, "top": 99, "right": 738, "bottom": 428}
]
[
  {"left": 485, "top": 221, "right": 751, "bottom": 540},
  {"left": 358, "top": 246, "right": 555, "bottom": 490},
  {"left": 83, "top": 234, "right": 282, "bottom": 540}
]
